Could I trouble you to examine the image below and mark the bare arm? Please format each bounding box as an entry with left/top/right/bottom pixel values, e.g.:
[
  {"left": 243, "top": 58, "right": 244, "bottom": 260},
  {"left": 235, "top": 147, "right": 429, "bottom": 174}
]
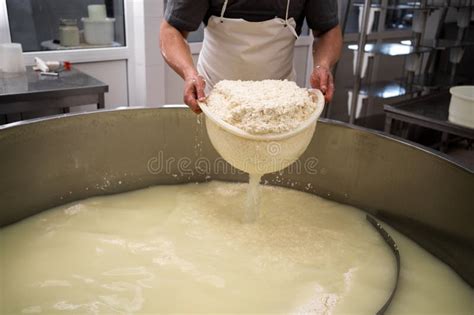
[
  {"left": 310, "top": 25, "right": 343, "bottom": 102},
  {"left": 159, "top": 20, "right": 205, "bottom": 113}
]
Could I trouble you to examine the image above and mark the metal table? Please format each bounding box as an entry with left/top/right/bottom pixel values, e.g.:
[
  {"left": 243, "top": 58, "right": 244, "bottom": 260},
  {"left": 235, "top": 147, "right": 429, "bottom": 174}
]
[
  {"left": 0, "top": 67, "right": 108, "bottom": 123},
  {"left": 384, "top": 91, "right": 474, "bottom": 152}
]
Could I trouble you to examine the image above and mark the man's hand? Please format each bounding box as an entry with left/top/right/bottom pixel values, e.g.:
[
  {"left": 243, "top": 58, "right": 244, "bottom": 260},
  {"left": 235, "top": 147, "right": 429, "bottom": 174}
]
[
  {"left": 184, "top": 73, "right": 206, "bottom": 114},
  {"left": 310, "top": 65, "right": 334, "bottom": 103},
  {"left": 311, "top": 25, "right": 342, "bottom": 103}
]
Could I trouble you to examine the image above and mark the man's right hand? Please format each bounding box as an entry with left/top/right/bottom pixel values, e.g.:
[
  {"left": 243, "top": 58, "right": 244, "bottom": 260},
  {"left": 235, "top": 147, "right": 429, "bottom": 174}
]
[{"left": 184, "top": 73, "right": 206, "bottom": 114}]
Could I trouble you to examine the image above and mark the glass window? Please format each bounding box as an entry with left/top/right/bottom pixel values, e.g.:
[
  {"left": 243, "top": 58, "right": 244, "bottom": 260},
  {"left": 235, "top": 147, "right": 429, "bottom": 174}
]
[{"left": 6, "top": 0, "right": 126, "bottom": 52}]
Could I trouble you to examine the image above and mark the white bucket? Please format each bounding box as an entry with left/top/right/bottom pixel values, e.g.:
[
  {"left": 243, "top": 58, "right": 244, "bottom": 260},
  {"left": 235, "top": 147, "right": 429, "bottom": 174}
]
[
  {"left": 199, "top": 89, "right": 325, "bottom": 174},
  {"left": 449, "top": 86, "right": 474, "bottom": 129},
  {"left": 88, "top": 5, "right": 107, "bottom": 20},
  {"left": 82, "top": 17, "right": 115, "bottom": 45},
  {"left": 0, "top": 43, "right": 26, "bottom": 73}
]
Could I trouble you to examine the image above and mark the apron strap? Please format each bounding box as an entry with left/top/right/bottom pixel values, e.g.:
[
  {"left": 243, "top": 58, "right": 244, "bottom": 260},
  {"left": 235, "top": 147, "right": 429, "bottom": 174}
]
[
  {"left": 284, "top": 0, "right": 298, "bottom": 38},
  {"left": 220, "top": 0, "right": 229, "bottom": 22},
  {"left": 285, "top": 0, "right": 291, "bottom": 22}
]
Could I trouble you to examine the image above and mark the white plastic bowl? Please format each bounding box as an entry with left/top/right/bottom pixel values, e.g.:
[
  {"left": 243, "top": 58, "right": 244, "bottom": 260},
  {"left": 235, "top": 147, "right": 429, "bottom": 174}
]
[
  {"left": 199, "top": 89, "right": 325, "bottom": 174},
  {"left": 82, "top": 17, "right": 116, "bottom": 45},
  {"left": 449, "top": 86, "right": 474, "bottom": 129}
]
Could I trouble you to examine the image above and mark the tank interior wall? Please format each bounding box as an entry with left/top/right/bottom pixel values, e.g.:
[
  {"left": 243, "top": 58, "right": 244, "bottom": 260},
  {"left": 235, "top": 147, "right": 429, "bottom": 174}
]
[{"left": 0, "top": 108, "right": 473, "bottom": 285}]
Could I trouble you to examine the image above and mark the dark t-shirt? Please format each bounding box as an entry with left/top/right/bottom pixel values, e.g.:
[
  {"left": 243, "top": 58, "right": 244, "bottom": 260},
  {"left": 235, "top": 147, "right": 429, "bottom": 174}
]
[{"left": 165, "top": 0, "right": 339, "bottom": 35}]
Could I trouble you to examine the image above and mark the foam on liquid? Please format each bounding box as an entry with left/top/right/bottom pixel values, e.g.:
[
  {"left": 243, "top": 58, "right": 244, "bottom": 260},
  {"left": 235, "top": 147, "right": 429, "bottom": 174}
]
[{"left": 1, "top": 181, "right": 473, "bottom": 314}]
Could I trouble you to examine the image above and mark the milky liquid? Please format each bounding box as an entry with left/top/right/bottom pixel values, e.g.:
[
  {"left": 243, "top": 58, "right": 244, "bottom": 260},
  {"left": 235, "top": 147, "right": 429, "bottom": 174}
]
[{"left": 1, "top": 182, "right": 473, "bottom": 314}]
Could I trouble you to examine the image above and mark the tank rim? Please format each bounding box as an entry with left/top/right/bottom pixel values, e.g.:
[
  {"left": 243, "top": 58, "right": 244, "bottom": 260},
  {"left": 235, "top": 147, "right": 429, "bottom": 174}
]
[{"left": 0, "top": 105, "right": 472, "bottom": 173}]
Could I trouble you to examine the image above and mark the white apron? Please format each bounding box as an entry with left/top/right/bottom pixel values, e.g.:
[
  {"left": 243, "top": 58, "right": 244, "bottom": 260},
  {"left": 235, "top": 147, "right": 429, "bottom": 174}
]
[{"left": 197, "top": 0, "right": 299, "bottom": 90}]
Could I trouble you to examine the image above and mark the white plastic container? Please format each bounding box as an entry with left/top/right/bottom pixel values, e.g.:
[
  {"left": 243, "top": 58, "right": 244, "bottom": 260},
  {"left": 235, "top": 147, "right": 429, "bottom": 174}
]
[
  {"left": 82, "top": 17, "right": 115, "bottom": 45},
  {"left": 88, "top": 5, "right": 107, "bottom": 20},
  {"left": 199, "top": 89, "right": 325, "bottom": 174},
  {"left": 59, "top": 19, "right": 80, "bottom": 47},
  {"left": 449, "top": 86, "right": 474, "bottom": 129},
  {"left": 0, "top": 43, "right": 26, "bottom": 73}
]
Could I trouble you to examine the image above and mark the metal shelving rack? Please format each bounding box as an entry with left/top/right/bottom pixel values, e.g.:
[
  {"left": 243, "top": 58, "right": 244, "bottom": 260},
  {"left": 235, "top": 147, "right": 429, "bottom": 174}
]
[{"left": 345, "top": 0, "right": 473, "bottom": 125}]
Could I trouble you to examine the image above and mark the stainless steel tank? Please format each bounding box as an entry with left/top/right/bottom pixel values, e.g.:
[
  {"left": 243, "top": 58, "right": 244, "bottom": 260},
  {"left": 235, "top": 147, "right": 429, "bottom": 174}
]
[{"left": 0, "top": 106, "right": 472, "bottom": 287}]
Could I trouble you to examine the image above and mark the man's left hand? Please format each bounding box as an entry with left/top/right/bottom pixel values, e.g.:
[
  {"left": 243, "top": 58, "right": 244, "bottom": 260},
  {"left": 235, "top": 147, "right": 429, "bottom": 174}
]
[{"left": 310, "top": 65, "right": 334, "bottom": 103}]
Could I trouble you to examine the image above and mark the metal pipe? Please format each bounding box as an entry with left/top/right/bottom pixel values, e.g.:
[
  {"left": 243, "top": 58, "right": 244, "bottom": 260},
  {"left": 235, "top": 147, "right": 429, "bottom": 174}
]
[{"left": 349, "top": 0, "right": 372, "bottom": 124}]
